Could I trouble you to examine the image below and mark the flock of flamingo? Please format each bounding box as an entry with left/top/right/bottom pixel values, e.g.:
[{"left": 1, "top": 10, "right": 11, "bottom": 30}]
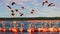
[
  {"left": 6, "top": 0, "right": 55, "bottom": 17},
  {"left": 0, "top": 20, "right": 60, "bottom": 33}
]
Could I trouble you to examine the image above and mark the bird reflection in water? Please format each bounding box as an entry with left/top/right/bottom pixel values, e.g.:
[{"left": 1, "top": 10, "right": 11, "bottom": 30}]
[
  {"left": 14, "top": 32, "right": 24, "bottom": 34},
  {"left": 13, "top": 32, "right": 18, "bottom": 34},
  {"left": 20, "top": 32, "right": 24, "bottom": 34},
  {"left": 28, "top": 32, "right": 31, "bottom": 34},
  {"left": 2, "top": 32, "right": 5, "bottom": 34}
]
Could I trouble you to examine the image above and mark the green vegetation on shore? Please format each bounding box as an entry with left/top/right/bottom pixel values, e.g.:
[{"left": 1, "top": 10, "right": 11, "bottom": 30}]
[{"left": 0, "top": 17, "right": 60, "bottom": 20}]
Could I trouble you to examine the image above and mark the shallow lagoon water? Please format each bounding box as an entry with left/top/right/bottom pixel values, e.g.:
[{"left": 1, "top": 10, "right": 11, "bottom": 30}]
[{"left": 0, "top": 32, "right": 60, "bottom": 34}]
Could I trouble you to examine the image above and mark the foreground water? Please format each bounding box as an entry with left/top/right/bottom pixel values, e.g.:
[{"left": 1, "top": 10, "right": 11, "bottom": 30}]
[{"left": 0, "top": 32, "right": 60, "bottom": 34}]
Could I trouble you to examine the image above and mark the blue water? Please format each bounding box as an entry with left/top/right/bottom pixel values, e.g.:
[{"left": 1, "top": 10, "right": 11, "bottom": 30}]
[{"left": 0, "top": 21, "right": 60, "bottom": 29}]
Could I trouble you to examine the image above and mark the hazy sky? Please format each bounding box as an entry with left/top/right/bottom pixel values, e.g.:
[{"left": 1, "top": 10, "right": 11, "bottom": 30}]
[{"left": 0, "top": 0, "right": 60, "bottom": 18}]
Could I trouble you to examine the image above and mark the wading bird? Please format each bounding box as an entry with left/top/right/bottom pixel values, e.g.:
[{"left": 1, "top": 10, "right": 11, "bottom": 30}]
[{"left": 20, "top": 23, "right": 24, "bottom": 32}]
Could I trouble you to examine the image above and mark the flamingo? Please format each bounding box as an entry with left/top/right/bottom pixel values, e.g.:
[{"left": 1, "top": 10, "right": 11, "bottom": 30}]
[
  {"left": 42, "top": 0, "right": 48, "bottom": 6},
  {"left": 48, "top": 3, "right": 55, "bottom": 7},
  {"left": 30, "top": 9, "right": 35, "bottom": 14},
  {"left": 19, "top": 12, "right": 23, "bottom": 16},
  {"left": 11, "top": 2, "right": 16, "bottom": 5}
]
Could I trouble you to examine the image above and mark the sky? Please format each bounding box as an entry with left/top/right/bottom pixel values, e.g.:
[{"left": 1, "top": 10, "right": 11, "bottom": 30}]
[{"left": 0, "top": 0, "right": 60, "bottom": 18}]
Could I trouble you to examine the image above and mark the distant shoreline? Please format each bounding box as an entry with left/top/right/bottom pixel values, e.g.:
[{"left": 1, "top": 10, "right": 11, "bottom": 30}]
[{"left": 0, "top": 17, "right": 60, "bottom": 20}]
